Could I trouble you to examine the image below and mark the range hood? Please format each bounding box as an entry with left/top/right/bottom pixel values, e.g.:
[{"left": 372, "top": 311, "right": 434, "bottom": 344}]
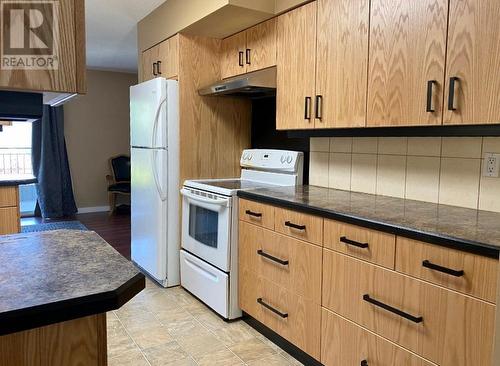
[
  {"left": 0, "top": 91, "right": 43, "bottom": 122},
  {"left": 198, "top": 67, "right": 276, "bottom": 98}
]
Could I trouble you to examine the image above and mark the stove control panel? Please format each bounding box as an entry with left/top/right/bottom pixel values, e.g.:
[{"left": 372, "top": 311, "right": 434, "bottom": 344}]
[{"left": 240, "top": 149, "right": 303, "bottom": 173}]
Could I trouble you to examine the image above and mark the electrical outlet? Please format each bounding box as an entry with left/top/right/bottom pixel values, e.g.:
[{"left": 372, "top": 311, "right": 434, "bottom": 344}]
[{"left": 483, "top": 153, "right": 500, "bottom": 178}]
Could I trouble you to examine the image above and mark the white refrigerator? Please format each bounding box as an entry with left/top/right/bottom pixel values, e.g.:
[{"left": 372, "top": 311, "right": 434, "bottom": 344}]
[{"left": 130, "top": 78, "right": 180, "bottom": 287}]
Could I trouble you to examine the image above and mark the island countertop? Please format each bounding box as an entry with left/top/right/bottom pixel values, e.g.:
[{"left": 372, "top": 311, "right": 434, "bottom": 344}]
[
  {"left": 238, "top": 185, "right": 500, "bottom": 258},
  {"left": 0, "top": 229, "right": 145, "bottom": 336},
  {"left": 0, "top": 174, "right": 37, "bottom": 186}
]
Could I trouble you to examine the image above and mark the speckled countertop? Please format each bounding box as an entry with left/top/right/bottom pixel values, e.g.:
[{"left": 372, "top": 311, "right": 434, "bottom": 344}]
[
  {"left": 238, "top": 185, "right": 500, "bottom": 258},
  {"left": 0, "top": 174, "right": 37, "bottom": 186},
  {"left": 0, "top": 229, "right": 144, "bottom": 335}
]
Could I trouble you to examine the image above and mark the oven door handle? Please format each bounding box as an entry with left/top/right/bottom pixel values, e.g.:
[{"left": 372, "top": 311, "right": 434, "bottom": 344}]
[{"left": 180, "top": 188, "right": 230, "bottom": 207}]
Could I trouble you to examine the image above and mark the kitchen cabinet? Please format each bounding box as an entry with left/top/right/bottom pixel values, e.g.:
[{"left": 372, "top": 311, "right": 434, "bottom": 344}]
[
  {"left": 367, "top": 0, "right": 448, "bottom": 126},
  {"left": 276, "top": 2, "right": 317, "bottom": 130},
  {"left": 221, "top": 18, "right": 276, "bottom": 79},
  {"left": 0, "top": 187, "right": 20, "bottom": 235},
  {"left": 443, "top": 0, "right": 500, "bottom": 125},
  {"left": 0, "top": 0, "right": 86, "bottom": 95},
  {"left": 141, "top": 35, "right": 179, "bottom": 82},
  {"left": 276, "top": 0, "right": 369, "bottom": 130}
]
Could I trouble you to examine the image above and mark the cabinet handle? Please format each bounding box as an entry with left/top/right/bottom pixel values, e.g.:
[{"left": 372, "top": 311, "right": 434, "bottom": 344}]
[
  {"left": 285, "top": 221, "right": 306, "bottom": 231},
  {"left": 238, "top": 51, "right": 244, "bottom": 67},
  {"left": 152, "top": 62, "right": 157, "bottom": 76},
  {"left": 426, "top": 80, "right": 436, "bottom": 112},
  {"left": 157, "top": 61, "right": 162, "bottom": 75},
  {"left": 448, "top": 77, "right": 459, "bottom": 111},
  {"left": 257, "top": 249, "right": 289, "bottom": 266},
  {"left": 257, "top": 298, "right": 288, "bottom": 318},
  {"left": 246, "top": 48, "right": 251, "bottom": 65},
  {"left": 363, "top": 294, "right": 423, "bottom": 323},
  {"left": 304, "top": 97, "right": 312, "bottom": 120},
  {"left": 245, "top": 210, "right": 262, "bottom": 218},
  {"left": 340, "top": 236, "right": 369, "bottom": 249},
  {"left": 315, "top": 95, "right": 323, "bottom": 120},
  {"left": 422, "top": 260, "right": 464, "bottom": 277},
  {"left": 361, "top": 361, "right": 368, "bottom": 366}
]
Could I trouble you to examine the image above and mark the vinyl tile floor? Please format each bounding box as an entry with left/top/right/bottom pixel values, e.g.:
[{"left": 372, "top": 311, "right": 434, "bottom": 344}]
[{"left": 107, "top": 278, "right": 304, "bottom": 366}]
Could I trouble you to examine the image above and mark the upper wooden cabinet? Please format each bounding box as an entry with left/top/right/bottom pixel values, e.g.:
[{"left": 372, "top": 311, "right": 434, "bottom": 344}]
[
  {"left": 221, "top": 18, "right": 277, "bottom": 80},
  {"left": 367, "top": 0, "right": 448, "bottom": 127},
  {"left": 277, "top": 0, "right": 370, "bottom": 130},
  {"left": 444, "top": 0, "right": 500, "bottom": 125},
  {"left": 0, "top": 0, "right": 86, "bottom": 94},
  {"left": 141, "top": 35, "right": 179, "bottom": 82},
  {"left": 315, "top": 0, "right": 369, "bottom": 128},
  {"left": 276, "top": 2, "right": 317, "bottom": 130}
]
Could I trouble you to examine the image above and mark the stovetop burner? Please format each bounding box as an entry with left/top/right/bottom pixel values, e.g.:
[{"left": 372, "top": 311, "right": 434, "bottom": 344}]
[{"left": 191, "top": 179, "right": 276, "bottom": 191}]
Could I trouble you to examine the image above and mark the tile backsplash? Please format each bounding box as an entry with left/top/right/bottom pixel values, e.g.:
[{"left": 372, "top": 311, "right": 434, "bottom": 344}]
[{"left": 310, "top": 136, "right": 500, "bottom": 212}]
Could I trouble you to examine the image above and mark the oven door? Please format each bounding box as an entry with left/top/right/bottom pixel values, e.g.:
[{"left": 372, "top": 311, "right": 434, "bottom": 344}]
[{"left": 180, "top": 187, "right": 232, "bottom": 271}]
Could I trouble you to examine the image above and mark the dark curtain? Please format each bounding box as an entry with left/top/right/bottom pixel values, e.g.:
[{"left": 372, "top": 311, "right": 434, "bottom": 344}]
[{"left": 31, "top": 105, "right": 77, "bottom": 218}]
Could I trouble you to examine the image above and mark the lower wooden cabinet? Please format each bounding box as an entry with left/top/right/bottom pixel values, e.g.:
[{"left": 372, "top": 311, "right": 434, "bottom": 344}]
[
  {"left": 239, "top": 267, "right": 321, "bottom": 360},
  {"left": 322, "top": 250, "right": 496, "bottom": 366},
  {"left": 321, "top": 309, "right": 435, "bottom": 366},
  {"left": 0, "top": 187, "right": 20, "bottom": 235}
]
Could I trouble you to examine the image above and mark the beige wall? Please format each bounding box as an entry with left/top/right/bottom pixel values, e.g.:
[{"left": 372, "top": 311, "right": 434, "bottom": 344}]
[
  {"left": 64, "top": 70, "right": 137, "bottom": 210},
  {"left": 310, "top": 136, "right": 500, "bottom": 213}
]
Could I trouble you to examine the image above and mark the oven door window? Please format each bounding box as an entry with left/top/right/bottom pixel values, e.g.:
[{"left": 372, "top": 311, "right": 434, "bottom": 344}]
[{"left": 188, "top": 204, "right": 219, "bottom": 248}]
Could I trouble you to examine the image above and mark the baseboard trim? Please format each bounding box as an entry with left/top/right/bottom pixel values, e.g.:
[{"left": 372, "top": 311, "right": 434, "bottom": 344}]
[
  {"left": 242, "top": 312, "right": 323, "bottom": 366},
  {"left": 77, "top": 206, "right": 110, "bottom": 214}
]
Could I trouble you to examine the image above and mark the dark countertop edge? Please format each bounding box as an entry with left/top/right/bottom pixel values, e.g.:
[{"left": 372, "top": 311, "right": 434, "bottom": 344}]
[
  {"left": 0, "top": 272, "right": 145, "bottom": 336},
  {"left": 237, "top": 191, "right": 500, "bottom": 259},
  {"left": 0, "top": 178, "right": 37, "bottom": 186}
]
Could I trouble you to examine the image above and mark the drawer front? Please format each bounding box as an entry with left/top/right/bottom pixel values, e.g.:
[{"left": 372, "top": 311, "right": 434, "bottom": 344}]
[
  {"left": 324, "top": 219, "right": 396, "bottom": 269},
  {"left": 239, "top": 221, "right": 322, "bottom": 303},
  {"left": 239, "top": 199, "right": 275, "bottom": 230},
  {"left": 239, "top": 267, "right": 321, "bottom": 360},
  {"left": 0, "top": 187, "right": 18, "bottom": 208},
  {"left": 396, "top": 237, "right": 498, "bottom": 303},
  {"left": 0, "top": 207, "right": 20, "bottom": 234},
  {"left": 322, "top": 250, "right": 495, "bottom": 366},
  {"left": 274, "top": 207, "right": 323, "bottom": 245},
  {"left": 321, "top": 309, "right": 435, "bottom": 366}
]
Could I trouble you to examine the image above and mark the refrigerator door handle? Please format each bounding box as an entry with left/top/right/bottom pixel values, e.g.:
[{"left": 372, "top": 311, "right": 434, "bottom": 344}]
[
  {"left": 152, "top": 149, "right": 167, "bottom": 201},
  {"left": 151, "top": 97, "right": 167, "bottom": 149}
]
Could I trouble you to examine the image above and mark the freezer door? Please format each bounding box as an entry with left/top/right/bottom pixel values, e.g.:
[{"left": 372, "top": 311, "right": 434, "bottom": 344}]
[
  {"left": 130, "top": 78, "right": 167, "bottom": 148},
  {"left": 131, "top": 147, "right": 168, "bottom": 281}
]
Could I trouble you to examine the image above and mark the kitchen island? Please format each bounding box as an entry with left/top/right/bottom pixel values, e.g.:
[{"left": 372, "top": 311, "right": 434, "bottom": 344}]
[{"left": 0, "top": 229, "right": 145, "bottom": 366}]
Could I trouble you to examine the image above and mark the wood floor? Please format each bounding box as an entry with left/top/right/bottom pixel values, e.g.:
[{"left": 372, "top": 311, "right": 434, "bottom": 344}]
[{"left": 22, "top": 212, "right": 131, "bottom": 259}]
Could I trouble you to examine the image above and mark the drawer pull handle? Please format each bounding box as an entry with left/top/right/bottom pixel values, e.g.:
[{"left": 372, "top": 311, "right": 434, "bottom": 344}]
[
  {"left": 257, "top": 249, "right": 289, "bottom": 266},
  {"left": 245, "top": 210, "right": 262, "bottom": 218},
  {"left": 361, "top": 361, "right": 368, "bottom": 366},
  {"left": 422, "top": 260, "right": 464, "bottom": 277},
  {"left": 363, "top": 294, "right": 423, "bottom": 324},
  {"left": 340, "top": 236, "right": 369, "bottom": 249},
  {"left": 257, "top": 298, "right": 288, "bottom": 318},
  {"left": 285, "top": 221, "right": 306, "bottom": 231}
]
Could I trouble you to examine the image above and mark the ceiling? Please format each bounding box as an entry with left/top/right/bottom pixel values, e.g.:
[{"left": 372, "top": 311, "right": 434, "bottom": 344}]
[{"left": 85, "top": 0, "right": 165, "bottom": 73}]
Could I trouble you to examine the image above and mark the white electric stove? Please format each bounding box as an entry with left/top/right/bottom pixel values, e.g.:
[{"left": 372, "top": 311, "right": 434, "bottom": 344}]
[{"left": 180, "top": 149, "right": 304, "bottom": 319}]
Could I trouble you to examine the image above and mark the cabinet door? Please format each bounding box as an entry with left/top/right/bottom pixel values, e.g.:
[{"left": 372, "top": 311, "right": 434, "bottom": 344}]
[
  {"left": 221, "top": 31, "right": 247, "bottom": 79},
  {"left": 444, "top": 0, "right": 500, "bottom": 124},
  {"left": 0, "top": 207, "right": 19, "bottom": 235},
  {"left": 141, "top": 48, "right": 157, "bottom": 82},
  {"left": 315, "top": 0, "right": 369, "bottom": 128},
  {"left": 367, "top": 0, "right": 448, "bottom": 126},
  {"left": 157, "top": 35, "right": 179, "bottom": 79},
  {"left": 0, "top": 0, "right": 77, "bottom": 93},
  {"left": 276, "top": 2, "right": 317, "bottom": 130},
  {"left": 246, "top": 18, "right": 276, "bottom": 73}
]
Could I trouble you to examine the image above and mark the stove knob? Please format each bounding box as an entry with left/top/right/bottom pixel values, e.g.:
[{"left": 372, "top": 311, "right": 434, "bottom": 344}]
[
  {"left": 248, "top": 154, "right": 253, "bottom": 161},
  {"left": 242, "top": 153, "right": 247, "bottom": 160},
  {"left": 280, "top": 155, "right": 286, "bottom": 164},
  {"left": 286, "top": 156, "right": 293, "bottom": 164}
]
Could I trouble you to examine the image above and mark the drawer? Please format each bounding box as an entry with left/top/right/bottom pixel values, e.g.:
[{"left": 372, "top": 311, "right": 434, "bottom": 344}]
[
  {"left": 274, "top": 207, "right": 323, "bottom": 245},
  {"left": 321, "top": 309, "right": 435, "bottom": 366},
  {"left": 322, "top": 250, "right": 495, "bottom": 366},
  {"left": 239, "top": 199, "right": 274, "bottom": 230},
  {"left": 0, "top": 207, "right": 19, "bottom": 235},
  {"left": 396, "top": 237, "right": 498, "bottom": 303},
  {"left": 239, "top": 267, "right": 321, "bottom": 360},
  {"left": 324, "top": 219, "right": 396, "bottom": 269},
  {"left": 0, "top": 187, "right": 18, "bottom": 208},
  {"left": 239, "top": 221, "right": 322, "bottom": 303}
]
